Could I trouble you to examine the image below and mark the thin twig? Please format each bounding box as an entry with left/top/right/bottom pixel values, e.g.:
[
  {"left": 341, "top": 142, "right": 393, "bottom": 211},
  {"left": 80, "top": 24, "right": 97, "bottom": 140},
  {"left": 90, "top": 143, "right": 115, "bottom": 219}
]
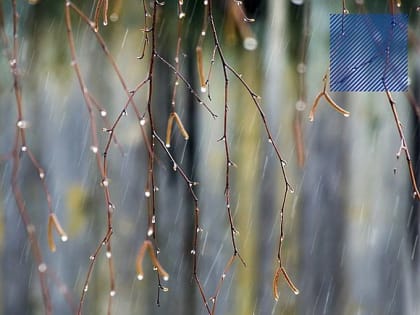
[{"left": 385, "top": 89, "right": 420, "bottom": 199}]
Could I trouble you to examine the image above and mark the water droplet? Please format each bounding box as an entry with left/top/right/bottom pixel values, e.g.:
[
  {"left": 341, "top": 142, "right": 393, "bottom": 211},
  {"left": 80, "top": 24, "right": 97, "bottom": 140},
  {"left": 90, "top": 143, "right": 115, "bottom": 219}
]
[
  {"left": 243, "top": 37, "right": 258, "bottom": 51},
  {"left": 89, "top": 255, "right": 95, "bottom": 260},
  {"left": 122, "top": 109, "right": 127, "bottom": 116},
  {"left": 291, "top": 0, "right": 304, "bottom": 5},
  {"left": 16, "top": 120, "right": 28, "bottom": 129},
  {"left": 106, "top": 251, "right": 112, "bottom": 259},
  {"left": 9, "top": 59, "right": 16, "bottom": 66},
  {"left": 21, "top": 146, "right": 27, "bottom": 152},
  {"left": 201, "top": 31, "right": 206, "bottom": 37},
  {"left": 343, "top": 9, "right": 349, "bottom": 14},
  {"left": 210, "top": 297, "right": 215, "bottom": 303},
  {"left": 203, "top": 0, "right": 208, "bottom": 5},
  {"left": 70, "top": 60, "right": 76, "bottom": 67},
  {"left": 190, "top": 249, "right": 196, "bottom": 255},
  {"left": 153, "top": 266, "right": 158, "bottom": 271},
  {"left": 147, "top": 227, "right": 153, "bottom": 236},
  {"left": 173, "top": 163, "right": 177, "bottom": 171},
  {"left": 103, "top": 20, "right": 108, "bottom": 26},
  {"left": 161, "top": 286, "right": 169, "bottom": 292},
  {"left": 179, "top": 12, "right": 186, "bottom": 19},
  {"left": 110, "top": 290, "right": 116, "bottom": 297},
  {"left": 27, "top": 224, "right": 35, "bottom": 234},
  {"left": 101, "top": 178, "right": 109, "bottom": 187},
  {"left": 137, "top": 274, "right": 144, "bottom": 280},
  {"left": 84, "top": 285, "right": 89, "bottom": 292},
  {"left": 61, "top": 235, "right": 68, "bottom": 242},
  {"left": 140, "top": 118, "right": 146, "bottom": 126},
  {"left": 145, "top": 191, "right": 151, "bottom": 197},
  {"left": 200, "top": 86, "right": 207, "bottom": 93},
  {"left": 39, "top": 172, "right": 45, "bottom": 179},
  {"left": 288, "top": 186, "right": 295, "bottom": 194},
  {"left": 154, "top": 186, "right": 159, "bottom": 192},
  {"left": 151, "top": 215, "right": 156, "bottom": 224},
  {"left": 38, "top": 263, "right": 47, "bottom": 273},
  {"left": 343, "top": 113, "right": 350, "bottom": 118},
  {"left": 100, "top": 110, "right": 107, "bottom": 117},
  {"left": 268, "top": 138, "right": 272, "bottom": 143},
  {"left": 165, "top": 143, "right": 171, "bottom": 148},
  {"left": 221, "top": 273, "right": 226, "bottom": 279},
  {"left": 90, "top": 146, "right": 98, "bottom": 153},
  {"left": 281, "top": 160, "right": 287, "bottom": 167},
  {"left": 163, "top": 275, "right": 169, "bottom": 281}
]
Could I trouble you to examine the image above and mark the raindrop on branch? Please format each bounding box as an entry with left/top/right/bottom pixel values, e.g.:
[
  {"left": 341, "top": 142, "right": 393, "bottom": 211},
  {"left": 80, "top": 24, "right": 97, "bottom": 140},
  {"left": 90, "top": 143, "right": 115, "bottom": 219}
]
[{"left": 38, "top": 263, "right": 47, "bottom": 273}]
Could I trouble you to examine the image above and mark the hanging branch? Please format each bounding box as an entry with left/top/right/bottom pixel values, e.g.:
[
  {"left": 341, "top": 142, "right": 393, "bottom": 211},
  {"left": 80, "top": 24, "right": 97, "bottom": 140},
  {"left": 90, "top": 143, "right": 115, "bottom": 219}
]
[
  {"left": 137, "top": 0, "right": 169, "bottom": 305},
  {"left": 65, "top": 4, "right": 115, "bottom": 313},
  {"left": 0, "top": 1, "right": 75, "bottom": 314},
  {"left": 154, "top": 131, "right": 211, "bottom": 314},
  {"left": 206, "top": 0, "right": 297, "bottom": 310},
  {"left": 165, "top": 4, "right": 190, "bottom": 149},
  {"left": 65, "top": 2, "right": 152, "bottom": 313},
  {"left": 196, "top": 0, "right": 209, "bottom": 93},
  {"left": 385, "top": 89, "right": 420, "bottom": 199}
]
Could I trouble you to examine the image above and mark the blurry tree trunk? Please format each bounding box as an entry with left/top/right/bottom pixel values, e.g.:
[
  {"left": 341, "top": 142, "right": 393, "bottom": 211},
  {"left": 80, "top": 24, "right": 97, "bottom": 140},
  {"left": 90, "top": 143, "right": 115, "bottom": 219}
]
[
  {"left": 257, "top": 0, "right": 290, "bottom": 314},
  {"left": 231, "top": 51, "right": 260, "bottom": 315},
  {"left": 151, "top": 12, "right": 196, "bottom": 312},
  {"left": 299, "top": 96, "right": 348, "bottom": 315}
]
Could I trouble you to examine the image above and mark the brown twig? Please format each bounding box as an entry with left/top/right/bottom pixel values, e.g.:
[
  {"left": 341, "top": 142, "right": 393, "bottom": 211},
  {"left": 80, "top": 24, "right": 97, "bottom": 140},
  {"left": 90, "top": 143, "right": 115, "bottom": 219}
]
[
  {"left": 309, "top": 71, "right": 350, "bottom": 122},
  {"left": 207, "top": 0, "right": 297, "bottom": 308},
  {"left": 154, "top": 132, "right": 211, "bottom": 314},
  {"left": 385, "top": 89, "right": 420, "bottom": 199}
]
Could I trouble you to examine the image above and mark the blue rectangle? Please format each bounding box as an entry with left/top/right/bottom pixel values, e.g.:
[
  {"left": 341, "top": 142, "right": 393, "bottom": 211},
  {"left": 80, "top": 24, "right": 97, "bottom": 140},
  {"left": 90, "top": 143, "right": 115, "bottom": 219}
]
[{"left": 330, "top": 14, "right": 408, "bottom": 92}]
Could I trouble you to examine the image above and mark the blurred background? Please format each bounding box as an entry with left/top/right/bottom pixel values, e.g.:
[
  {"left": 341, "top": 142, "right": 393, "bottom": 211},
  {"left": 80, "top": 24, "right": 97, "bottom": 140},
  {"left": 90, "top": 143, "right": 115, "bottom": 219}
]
[{"left": 1, "top": 0, "right": 420, "bottom": 314}]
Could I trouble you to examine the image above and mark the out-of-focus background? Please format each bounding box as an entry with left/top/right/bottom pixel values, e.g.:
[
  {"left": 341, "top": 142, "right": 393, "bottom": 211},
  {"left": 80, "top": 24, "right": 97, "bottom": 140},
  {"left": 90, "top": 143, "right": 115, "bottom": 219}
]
[{"left": 1, "top": 1, "right": 420, "bottom": 314}]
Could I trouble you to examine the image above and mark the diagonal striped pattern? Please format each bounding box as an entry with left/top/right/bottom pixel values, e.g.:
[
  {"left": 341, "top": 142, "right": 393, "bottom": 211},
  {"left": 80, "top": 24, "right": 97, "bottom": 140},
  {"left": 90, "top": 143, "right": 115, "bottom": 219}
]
[{"left": 330, "top": 14, "right": 407, "bottom": 92}]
